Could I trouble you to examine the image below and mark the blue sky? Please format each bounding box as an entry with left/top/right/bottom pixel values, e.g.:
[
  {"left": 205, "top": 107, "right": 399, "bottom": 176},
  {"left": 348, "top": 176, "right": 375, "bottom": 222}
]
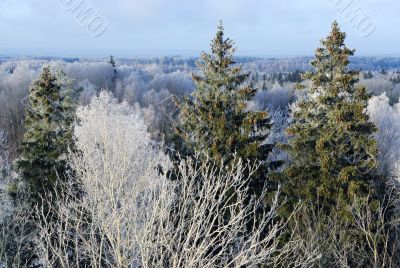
[{"left": 0, "top": 0, "right": 398, "bottom": 57}]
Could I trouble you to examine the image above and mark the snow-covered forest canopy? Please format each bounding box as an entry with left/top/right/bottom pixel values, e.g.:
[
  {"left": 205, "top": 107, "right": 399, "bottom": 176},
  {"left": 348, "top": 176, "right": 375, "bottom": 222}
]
[
  {"left": 1, "top": 55, "right": 400, "bottom": 156},
  {"left": 1, "top": 22, "right": 400, "bottom": 267}
]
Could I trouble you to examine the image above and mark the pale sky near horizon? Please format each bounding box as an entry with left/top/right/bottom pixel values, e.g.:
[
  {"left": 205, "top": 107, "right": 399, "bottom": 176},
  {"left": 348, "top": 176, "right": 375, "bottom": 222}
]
[{"left": 0, "top": 0, "right": 398, "bottom": 57}]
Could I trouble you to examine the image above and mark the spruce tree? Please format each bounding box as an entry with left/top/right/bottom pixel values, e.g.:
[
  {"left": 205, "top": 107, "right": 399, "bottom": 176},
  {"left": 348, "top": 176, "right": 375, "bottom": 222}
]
[
  {"left": 177, "top": 22, "right": 272, "bottom": 193},
  {"left": 16, "top": 66, "right": 74, "bottom": 202},
  {"left": 262, "top": 77, "right": 268, "bottom": 91},
  {"left": 109, "top": 55, "right": 117, "bottom": 93},
  {"left": 280, "top": 22, "right": 379, "bottom": 218}
]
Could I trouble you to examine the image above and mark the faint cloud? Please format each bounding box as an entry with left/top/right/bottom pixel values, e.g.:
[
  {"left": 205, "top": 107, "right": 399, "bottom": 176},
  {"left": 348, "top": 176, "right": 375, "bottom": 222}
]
[
  {"left": 0, "top": 0, "right": 34, "bottom": 21},
  {"left": 115, "top": 0, "right": 167, "bottom": 18}
]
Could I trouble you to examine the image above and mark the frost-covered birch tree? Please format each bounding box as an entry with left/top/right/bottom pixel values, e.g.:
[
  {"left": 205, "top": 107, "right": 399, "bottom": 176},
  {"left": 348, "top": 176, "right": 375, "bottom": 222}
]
[
  {"left": 367, "top": 93, "right": 400, "bottom": 177},
  {"left": 35, "top": 91, "right": 312, "bottom": 268}
]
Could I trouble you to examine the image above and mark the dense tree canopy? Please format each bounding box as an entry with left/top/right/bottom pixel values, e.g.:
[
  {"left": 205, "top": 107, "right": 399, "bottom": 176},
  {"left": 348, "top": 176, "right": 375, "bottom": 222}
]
[{"left": 0, "top": 21, "right": 400, "bottom": 268}]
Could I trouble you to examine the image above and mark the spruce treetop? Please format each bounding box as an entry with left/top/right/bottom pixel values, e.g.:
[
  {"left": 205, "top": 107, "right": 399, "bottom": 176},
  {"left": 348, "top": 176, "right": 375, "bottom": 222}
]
[{"left": 177, "top": 23, "right": 273, "bottom": 194}]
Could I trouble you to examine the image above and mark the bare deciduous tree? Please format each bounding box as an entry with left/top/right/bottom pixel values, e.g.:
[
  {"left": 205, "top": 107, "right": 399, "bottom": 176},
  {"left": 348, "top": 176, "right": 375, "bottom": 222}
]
[
  {"left": 0, "top": 189, "right": 37, "bottom": 268},
  {"left": 367, "top": 93, "right": 400, "bottom": 177},
  {"left": 285, "top": 188, "right": 400, "bottom": 268},
  {"left": 34, "top": 91, "right": 316, "bottom": 267}
]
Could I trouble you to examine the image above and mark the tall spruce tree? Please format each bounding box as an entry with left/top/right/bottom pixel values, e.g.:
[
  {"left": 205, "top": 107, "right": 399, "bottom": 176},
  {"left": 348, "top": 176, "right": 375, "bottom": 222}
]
[
  {"left": 16, "top": 66, "right": 74, "bottom": 202},
  {"left": 178, "top": 22, "right": 272, "bottom": 193},
  {"left": 280, "top": 22, "right": 379, "bottom": 218}
]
